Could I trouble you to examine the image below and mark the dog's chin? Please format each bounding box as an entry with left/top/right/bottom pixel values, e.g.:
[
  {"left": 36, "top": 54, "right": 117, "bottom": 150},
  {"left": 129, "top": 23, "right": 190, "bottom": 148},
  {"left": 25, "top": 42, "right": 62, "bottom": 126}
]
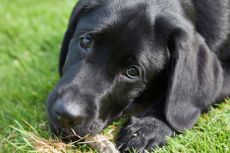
[{"left": 49, "top": 119, "right": 107, "bottom": 141}]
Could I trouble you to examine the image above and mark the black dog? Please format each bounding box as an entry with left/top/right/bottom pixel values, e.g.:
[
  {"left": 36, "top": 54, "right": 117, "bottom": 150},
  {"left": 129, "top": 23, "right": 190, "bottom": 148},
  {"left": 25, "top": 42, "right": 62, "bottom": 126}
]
[{"left": 47, "top": 0, "right": 230, "bottom": 152}]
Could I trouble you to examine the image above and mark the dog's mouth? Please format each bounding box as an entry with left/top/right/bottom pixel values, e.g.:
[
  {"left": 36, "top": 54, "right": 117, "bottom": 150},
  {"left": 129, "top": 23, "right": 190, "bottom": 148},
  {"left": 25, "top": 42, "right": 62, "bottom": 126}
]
[{"left": 49, "top": 118, "right": 108, "bottom": 141}]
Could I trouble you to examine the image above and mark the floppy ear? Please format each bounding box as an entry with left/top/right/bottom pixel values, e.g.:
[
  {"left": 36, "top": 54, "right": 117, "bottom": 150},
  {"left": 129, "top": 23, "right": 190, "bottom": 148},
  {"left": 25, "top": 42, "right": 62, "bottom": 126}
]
[
  {"left": 59, "top": 0, "right": 100, "bottom": 75},
  {"left": 162, "top": 17, "right": 224, "bottom": 131}
]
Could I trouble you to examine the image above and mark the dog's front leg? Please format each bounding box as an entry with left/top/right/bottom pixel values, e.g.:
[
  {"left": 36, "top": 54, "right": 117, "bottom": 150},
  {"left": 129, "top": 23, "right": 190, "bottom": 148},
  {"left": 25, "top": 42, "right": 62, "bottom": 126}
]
[{"left": 116, "top": 107, "right": 174, "bottom": 153}]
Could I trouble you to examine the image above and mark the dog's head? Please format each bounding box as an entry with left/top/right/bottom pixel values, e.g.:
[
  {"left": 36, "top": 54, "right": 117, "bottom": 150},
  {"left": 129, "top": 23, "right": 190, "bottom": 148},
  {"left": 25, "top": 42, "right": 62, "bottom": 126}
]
[{"left": 47, "top": 0, "right": 223, "bottom": 138}]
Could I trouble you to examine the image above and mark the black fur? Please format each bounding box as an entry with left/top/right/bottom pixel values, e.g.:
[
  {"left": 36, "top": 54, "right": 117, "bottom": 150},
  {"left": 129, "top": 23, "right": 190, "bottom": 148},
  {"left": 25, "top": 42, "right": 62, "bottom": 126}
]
[{"left": 47, "top": 0, "right": 230, "bottom": 152}]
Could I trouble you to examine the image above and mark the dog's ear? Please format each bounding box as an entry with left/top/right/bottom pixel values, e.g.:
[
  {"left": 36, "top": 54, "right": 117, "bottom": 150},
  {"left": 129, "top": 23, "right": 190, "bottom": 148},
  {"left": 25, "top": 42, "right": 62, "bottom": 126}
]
[
  {"left": 157, "top": 16, "right": 224, "bottom": 131},
  {"left": 59, "top": 0, "right": 100, "bottom": 75}
]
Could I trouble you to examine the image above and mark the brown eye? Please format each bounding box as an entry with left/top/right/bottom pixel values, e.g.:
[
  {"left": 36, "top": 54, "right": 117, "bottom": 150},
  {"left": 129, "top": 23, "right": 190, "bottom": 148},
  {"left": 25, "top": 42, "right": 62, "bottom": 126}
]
[
  {"left": 80, "top": 36, "right": 92, "bottom": 50},
  {"left": 126, "top": 66, "right": 140, "bottom": 78}
]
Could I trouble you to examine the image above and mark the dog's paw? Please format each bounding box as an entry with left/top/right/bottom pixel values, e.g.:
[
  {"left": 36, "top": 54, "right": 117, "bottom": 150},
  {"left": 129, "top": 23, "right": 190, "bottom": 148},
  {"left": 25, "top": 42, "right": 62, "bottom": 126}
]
[{"left": 116, "top": 117, "right": 173, "bottom": 153}]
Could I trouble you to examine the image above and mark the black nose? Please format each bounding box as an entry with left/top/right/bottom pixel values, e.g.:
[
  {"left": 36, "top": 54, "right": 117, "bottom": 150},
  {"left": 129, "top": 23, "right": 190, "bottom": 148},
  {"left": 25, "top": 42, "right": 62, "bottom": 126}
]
[{"left": 53, "top": 100, "right": 85, "bottom": 128}]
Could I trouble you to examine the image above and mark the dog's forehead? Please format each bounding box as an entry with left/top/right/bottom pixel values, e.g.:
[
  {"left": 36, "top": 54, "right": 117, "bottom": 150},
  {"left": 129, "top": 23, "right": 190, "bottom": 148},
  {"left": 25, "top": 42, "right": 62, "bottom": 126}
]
[
  {"left": 75, "top": 0, "right": 182, "bottom": 37},
  {"left": 76, "top": 1, "right": 152, "bottom": 35}
]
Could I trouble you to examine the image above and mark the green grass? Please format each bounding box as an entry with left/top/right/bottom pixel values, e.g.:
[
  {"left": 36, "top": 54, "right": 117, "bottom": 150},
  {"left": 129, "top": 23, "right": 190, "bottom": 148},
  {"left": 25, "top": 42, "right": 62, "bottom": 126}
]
[{"left": 0, "top": 0, "right": 229, "bottom": 152}]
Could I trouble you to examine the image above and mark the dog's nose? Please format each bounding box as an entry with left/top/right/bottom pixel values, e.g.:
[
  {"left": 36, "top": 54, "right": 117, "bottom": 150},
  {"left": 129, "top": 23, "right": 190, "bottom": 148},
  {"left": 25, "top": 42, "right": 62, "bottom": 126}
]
[{"left": 53, "top": 100, "right": 84, "bottom": 128}]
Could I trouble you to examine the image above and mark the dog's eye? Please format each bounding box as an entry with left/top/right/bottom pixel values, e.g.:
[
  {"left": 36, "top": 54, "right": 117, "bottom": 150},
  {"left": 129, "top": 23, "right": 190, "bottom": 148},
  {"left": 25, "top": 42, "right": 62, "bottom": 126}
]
[
  {"left": 79, "top": 36, "right": 92, "bottom": 49},
  {"left": 126, "top": 66, "right": 140, "bottom": 78}
]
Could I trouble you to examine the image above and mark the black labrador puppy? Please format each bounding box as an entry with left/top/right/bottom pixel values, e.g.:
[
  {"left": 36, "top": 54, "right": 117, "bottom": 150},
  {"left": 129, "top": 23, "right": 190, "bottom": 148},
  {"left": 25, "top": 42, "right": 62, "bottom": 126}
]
[{"left": 47, "top": 0, "right": 230, "bottom": 152}]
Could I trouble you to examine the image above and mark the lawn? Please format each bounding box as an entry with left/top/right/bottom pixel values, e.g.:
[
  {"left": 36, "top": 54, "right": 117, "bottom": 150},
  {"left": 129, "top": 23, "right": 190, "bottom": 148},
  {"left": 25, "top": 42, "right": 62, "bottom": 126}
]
[{"left": 0, "top": 0, "right": 229, "bottom": 153}]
